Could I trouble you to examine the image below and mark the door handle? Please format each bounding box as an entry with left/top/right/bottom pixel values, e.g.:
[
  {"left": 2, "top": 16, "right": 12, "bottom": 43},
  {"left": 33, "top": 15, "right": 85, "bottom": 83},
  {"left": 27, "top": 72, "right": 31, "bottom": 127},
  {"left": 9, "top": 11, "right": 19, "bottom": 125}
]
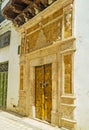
[
  {"left": 43, "top": 82, "right": 48, "bottom": 87},
  {"left": 39, "top": 82, "right": 48, "bottom": 87},
  {"left": 45, "top": 97, "right": 48, "bottom": 100}
]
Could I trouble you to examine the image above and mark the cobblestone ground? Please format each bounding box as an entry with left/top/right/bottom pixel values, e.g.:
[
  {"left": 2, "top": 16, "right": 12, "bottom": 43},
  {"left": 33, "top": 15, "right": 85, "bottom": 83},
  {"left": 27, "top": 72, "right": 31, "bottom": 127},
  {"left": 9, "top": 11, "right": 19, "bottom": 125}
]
[{"left": 0, "top": 110, "right": 61, "bottom": 130}]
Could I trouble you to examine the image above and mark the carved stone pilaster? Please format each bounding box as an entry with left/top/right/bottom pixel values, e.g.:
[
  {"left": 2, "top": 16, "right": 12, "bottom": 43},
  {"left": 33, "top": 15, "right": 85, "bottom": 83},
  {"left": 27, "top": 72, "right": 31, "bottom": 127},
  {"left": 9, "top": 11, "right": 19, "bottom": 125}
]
[{"left": 63, "top": 4, "right": 73, "bottom": 38}]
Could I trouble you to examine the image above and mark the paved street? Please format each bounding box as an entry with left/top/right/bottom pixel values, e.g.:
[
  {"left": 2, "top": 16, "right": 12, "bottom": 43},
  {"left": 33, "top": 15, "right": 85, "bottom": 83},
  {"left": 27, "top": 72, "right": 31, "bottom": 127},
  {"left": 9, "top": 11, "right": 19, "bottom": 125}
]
[{"left": 0, "top": 110, "right": 61, "bottom": 130}]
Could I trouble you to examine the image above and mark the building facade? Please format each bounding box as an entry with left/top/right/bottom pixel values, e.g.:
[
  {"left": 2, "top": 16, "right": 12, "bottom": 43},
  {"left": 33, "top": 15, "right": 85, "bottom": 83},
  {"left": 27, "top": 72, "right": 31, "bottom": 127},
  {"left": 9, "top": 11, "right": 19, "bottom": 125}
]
[
  {"left": 0, "top": 19, "right": 21, "bottom": 111},
  {"left": 2, "top": 0, "right": 89, "bottom": 130},
  {"left": 18, "top": 1, "right": 76, "bottom": 129}
]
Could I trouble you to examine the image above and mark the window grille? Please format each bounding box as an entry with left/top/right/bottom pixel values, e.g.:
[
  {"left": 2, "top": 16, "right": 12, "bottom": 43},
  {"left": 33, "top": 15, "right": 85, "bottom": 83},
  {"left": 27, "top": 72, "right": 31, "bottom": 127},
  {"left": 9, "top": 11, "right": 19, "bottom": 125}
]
[{"left": 0, "top": 62, "right": 8, "bottom": 72}]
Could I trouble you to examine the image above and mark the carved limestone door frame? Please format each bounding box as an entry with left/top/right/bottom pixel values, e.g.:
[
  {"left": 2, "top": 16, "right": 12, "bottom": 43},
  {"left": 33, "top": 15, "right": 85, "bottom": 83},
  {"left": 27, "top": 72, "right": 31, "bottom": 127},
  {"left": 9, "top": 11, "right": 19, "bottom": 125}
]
[{"left": 28, "top": 53, "right": 59, "bottom": 125}]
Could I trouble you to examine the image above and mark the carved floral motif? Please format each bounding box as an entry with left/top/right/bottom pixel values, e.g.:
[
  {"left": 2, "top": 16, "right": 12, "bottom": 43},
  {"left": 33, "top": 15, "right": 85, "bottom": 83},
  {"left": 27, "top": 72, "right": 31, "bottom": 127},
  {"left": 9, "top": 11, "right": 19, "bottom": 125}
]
[
  {"left": 64, "top": 12, "right": 72, "bottom": 38},
  {"left": 62, "top": 106, "right": 74, "bottom": 120}
]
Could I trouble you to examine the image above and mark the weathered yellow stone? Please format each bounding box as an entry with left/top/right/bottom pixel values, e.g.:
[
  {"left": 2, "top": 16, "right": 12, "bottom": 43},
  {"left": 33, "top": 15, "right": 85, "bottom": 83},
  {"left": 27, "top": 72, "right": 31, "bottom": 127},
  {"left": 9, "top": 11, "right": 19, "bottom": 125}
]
[{"left": 18, "top": 0, "right": 76, "bottom": 129}]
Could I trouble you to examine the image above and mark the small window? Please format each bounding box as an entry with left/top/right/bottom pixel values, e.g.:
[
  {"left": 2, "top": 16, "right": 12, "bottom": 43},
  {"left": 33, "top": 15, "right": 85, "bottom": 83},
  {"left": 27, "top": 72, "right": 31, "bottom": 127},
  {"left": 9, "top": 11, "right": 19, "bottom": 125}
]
[
  {"left": 18, "top": 45, "right": 21, "bottom": 55},
  {"left": 0, "top": 31, "right": 11, "bottom": 48}
]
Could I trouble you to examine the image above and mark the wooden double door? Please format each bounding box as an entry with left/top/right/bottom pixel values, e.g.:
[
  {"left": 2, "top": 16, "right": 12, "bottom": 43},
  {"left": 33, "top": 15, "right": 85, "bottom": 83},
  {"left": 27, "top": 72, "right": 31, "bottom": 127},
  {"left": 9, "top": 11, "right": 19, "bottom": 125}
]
[
  {"left": 0, "top": 72, "right": 8, "bottom": 108},
  {"left": 35, "top": 64, "right": 52, "bottom": 122}
]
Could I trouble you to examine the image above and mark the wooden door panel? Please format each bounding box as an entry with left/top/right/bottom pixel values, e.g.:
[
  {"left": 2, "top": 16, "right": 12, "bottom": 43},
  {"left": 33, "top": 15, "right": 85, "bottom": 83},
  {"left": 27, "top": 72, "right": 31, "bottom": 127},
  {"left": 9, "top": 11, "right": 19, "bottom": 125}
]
[
  {"left": 35, "top": 66, "right": 44, "bottom": 119},
  {"left": 44, "top": 64, "right": 52, "bottom": 122}
]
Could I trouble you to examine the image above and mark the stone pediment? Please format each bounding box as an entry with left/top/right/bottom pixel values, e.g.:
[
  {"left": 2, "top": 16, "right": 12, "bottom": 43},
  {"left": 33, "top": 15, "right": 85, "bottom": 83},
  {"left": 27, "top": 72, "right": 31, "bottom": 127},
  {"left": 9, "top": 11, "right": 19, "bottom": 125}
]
[{"left": 36, "top": 29, "right": 47, "bottom": 49}]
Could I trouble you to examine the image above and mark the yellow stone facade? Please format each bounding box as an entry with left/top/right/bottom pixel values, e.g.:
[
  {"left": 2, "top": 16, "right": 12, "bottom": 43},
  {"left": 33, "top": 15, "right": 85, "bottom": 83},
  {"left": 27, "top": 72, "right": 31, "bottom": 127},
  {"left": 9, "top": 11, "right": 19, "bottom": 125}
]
[{"left": 18, "top": 0, "right": 76, "bottom": 129}]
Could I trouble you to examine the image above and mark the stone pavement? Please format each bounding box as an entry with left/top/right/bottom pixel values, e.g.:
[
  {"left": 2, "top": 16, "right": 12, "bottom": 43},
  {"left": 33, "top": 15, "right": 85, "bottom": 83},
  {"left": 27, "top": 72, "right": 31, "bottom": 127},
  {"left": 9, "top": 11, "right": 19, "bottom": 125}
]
[{"left": 0, "top": 110, "right": 62, "bottom": 130}]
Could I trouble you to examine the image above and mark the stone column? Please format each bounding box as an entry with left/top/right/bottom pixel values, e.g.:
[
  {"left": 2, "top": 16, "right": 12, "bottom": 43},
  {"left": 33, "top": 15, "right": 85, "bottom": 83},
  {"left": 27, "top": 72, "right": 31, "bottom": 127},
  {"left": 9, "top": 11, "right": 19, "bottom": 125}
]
[
  {"left": 51, "top": 62, "right": 59, "bottom": 126},
  {"left": 26, "top": 64, "right": 35, "bottom": 118}
]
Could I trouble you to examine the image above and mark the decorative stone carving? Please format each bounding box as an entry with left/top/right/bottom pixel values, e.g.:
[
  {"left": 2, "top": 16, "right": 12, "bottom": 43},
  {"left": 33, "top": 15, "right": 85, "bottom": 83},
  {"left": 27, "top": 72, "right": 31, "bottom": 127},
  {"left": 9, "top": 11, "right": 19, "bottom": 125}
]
[
  {"left": 64, "top": 12, "right": 72, "bottom": 38},
  {"left": 63, "top": 3, "right": 73, "bottom": 39},
  {"left": 62, "top": 106, "right": 74, "bottom": 120},
  {"left": 65, "top": 13, "right": 72, "bottom": 29},
  {"left": 39, "top": 20, "right": 43, "bottom": 29},
  {"left": 57, "top": 22, "right": 61, "bottom": 40},
  {"left": 20, "top": 65, "right": 24, "bottom": 90},
  {"left": 21, "top": 37, "right": 25, "bottom": 54},
  {"left": 36, "top": 29, "right": 47, "bottom": 48},
  {"left": 25, "top": 39, "right": 29, "bottom": 53}
]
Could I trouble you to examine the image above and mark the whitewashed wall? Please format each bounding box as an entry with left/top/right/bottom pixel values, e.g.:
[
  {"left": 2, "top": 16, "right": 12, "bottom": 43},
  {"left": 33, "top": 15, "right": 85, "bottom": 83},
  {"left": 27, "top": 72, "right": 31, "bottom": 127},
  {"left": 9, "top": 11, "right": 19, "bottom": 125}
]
[
  {"left": 1, "top": 0, "right": 10, "bottom": 10},
  {"left": 74, "top": 0, "right": 89, "bottom": 129},
  {"left": 0, "top": 20, "right": 21, "bottom": 110}
]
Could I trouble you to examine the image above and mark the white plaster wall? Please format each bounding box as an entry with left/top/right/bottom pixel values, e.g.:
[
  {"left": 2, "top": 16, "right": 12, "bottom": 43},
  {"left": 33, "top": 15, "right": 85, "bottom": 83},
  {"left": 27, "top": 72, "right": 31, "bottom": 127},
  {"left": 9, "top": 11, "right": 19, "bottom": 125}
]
[
  {"left": 74, "top": 0, "right": 89, "bottom": 129},
  {"left": 0, "top": 20, "right": 21, "bottom": 110},
  {"left": 1, "top": 0, "right": 10, "bottom": 10}
]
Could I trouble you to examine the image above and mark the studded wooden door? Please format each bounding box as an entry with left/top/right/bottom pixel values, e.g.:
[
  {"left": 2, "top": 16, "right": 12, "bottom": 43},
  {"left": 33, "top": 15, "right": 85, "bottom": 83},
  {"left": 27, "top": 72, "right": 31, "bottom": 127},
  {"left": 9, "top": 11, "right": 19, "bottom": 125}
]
[{"left": 35, "top": 64, "right": 52, "bottom": 122}]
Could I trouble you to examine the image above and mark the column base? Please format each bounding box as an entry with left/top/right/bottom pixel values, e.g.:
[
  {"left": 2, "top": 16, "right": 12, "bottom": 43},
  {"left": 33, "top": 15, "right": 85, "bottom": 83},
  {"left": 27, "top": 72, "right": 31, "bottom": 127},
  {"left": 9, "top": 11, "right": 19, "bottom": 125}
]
[{"left": 51, "top": 111, "right": 59, "bottom": 126}]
